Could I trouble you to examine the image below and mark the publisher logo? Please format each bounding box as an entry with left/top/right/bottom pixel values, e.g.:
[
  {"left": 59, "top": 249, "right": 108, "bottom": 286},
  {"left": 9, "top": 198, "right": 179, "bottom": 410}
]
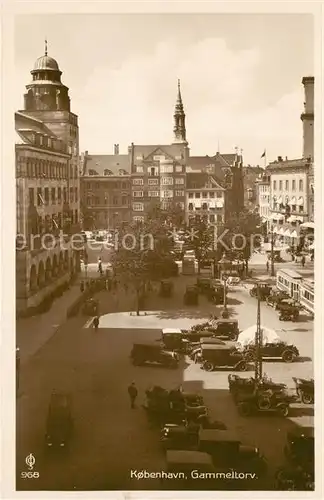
[
  {"left": 25, "top": 453, "right": 35, "bottom": 470},
  {"left": 21, "top": 453, "right": 39, "bottom": 479}
]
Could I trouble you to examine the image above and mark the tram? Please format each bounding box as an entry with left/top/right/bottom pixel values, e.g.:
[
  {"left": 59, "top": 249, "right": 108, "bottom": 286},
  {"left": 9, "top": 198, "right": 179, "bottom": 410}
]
[
  {"left": 299, "top": 279, "right": 314, "bottom": 316},
  {"left": 276, "top": 268, "right": 303, "bottom": 300}
]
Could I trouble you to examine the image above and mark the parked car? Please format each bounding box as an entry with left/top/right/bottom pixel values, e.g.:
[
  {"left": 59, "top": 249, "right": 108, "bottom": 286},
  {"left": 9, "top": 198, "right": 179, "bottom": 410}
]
[
  {"left": 184, "top": 285, "right": 199, "bottom": 305},
  {"left": 249, "top": 283, "right": 272, "bottom": 300},
  {"left": 130, "top": 343, "right": 178, "bottom": 368},
  {"left": 277, "top": 300, "right": 301, "bottom": 321},
  {"left": 200, "top": 344, "right": 247, "bottom": 372},
  {"left": 243, "top": 341, "right": 299, "bottom": 363},
  {"left": 196, "top": 277, "right": 212, "bottom": 294},
  {"left": 160, "top": 280, "right": 174, "bottom": 298},
  {"left": 266, "top": 290, "right": 290, "bottom": 309},
  {"left": 161, "top": 328, "right": 190, "bottom": 353},
  {"left": 45, "top": 392, "right": 73, "bottom": 449},
  {"left": 228, "top": 374, "right": 287, "bottom": 401},
  {"left": 292, "top": 377, "right": 314, "bottom": 404},
  {"left": 211, "top": 319, "right": 239, "bottom": 341}
]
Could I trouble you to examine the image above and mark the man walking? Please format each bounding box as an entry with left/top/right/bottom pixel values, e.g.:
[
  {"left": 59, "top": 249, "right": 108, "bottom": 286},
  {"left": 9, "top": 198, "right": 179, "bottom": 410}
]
[
  {"left": 93, "top": 316, "right": 99, "bottom": 330},
  {"left": 128, "top": 382, "right": 138, "bottom": 409},
  {"left": 301, "top": 255, "right": 306, "bottom": 268}
]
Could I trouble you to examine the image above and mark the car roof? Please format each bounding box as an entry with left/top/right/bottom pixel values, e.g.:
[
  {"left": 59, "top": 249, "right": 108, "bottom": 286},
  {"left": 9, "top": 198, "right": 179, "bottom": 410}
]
[
  {"left": 162, "top": 328, "right": 182, "bottom": 334},
  {"left": 166, "top": 450, "right": 213, "bottom": 465},
  {"left": 216, "top": 319, "right": 238, "bottom": 324},
  {"left": 201, "top": 344, "right": 233, "bottom": 351},
  {"left": 199, "top": 429, "right": 240, "bottom": 442},
  {"left": 200, "top": 337, "right": 225, "bottom": 344}
]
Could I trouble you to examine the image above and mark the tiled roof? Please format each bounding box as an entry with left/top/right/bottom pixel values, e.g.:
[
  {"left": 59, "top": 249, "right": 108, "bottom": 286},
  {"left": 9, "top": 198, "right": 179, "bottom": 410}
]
[
  {"left": 83, "top": 154, "right": 130, "bottom": 176},
  {"left": 186, "top": 172, "right": 225, "bottom": 190},
  {"left": 132, "top": 144, "right": 187, "bottom": 162}
]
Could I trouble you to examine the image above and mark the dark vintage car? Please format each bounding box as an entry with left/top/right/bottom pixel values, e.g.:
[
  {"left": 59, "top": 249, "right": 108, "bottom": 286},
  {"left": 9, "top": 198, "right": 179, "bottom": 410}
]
[
  {"left": 284, "top": 426, "right": 314, "bottom": 470},
  {"left": 200, "top": 344, "right": 247, "bottom": 372},
  {"left": 292, "top": 377, "right": 314, "bottom": 404},
  {"left": 196, "top": 277, "right": 212, "bottom": 293},
  {"left": 184, "top": 285, "right": 199, "bottom": 306},
  {"left": 249, "top": 282, "right": 272, "bottom": 300},
  {"left": 45, "top": 392, "right": 73, "bottom": 449},
  {"left": 243, "top": 341, "right": 299, "bottom": 363},
  {"left": 211, "top": 319, "right": 239, "bottom": 341},
  {"left": 82, "top": 298, "right": 99, "bottom": 316},
  {"left": 143, "top": 386, "right": 207, "bottom": 426},
  {"left": 266, "top": 290, "right": 290, "bottom": 309},
  {"left": 160, "top": 280, "right": 174, "bottom": 298},
  {"left": 231, "top": 376, "right": 295, "bottom": 417},
  {"left": 130, "top": 342, "right": 178, "bottom": 368},
  {"left": 228, "top": 374, "right": 287, "bottom": 401},
  {"left": 161, "top": 328, "right": 191, "bottom": 353},
  {"left": 277, "top": 300, "right": 301, "bottom": 321}
]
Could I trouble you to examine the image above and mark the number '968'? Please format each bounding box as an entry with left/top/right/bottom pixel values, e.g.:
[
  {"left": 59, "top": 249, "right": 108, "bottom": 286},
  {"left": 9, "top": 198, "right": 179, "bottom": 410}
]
[{"left": 21, "top": 472, "right": 39, "bottom": 479}]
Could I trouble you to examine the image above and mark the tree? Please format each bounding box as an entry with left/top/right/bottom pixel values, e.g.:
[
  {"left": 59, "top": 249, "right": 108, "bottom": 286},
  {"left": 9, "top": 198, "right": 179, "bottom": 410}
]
[
  {"left": 188, "top": 216, "right": 214, "bottom": 274},
  {"left": 112, "top": 219, "right": 176, "bottom": 315}
]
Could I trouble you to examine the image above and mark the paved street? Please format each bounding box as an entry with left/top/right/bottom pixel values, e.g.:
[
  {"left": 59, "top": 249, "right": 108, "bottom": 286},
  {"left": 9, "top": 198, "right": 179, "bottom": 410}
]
[{"left": 16, "top": 268, "right": 314, "bottom": 491}]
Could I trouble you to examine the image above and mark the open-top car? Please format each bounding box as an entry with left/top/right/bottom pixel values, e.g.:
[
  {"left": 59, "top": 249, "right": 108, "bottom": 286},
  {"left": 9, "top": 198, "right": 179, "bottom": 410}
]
[
  {"left": 200, "top": 344, "right": 247, "bottom": 372},
  {"left": 45, "top": 392, "right": 73, "bottom": 450},
  {"left": 130, "top": 342, "right": 179, "bottom": 368},
  {"left": 266, "top": 290, "right": 290, "bottom": 309},
  {"left": 292, "top": 377, "right": 314, "bottom": 404},
  {"left": 277, "top": 300, "right": 301, "bottom": 321},
  {"left": 228, "top": 374, "right": 287, "bottom": 401},
  {"left": 243, "top": 340, "right": 299, "bottom": 363},
  {"left": 160, "top": 280, "right": 174, "bottom": 298},
  {"left": 184, "top": 285, "right": 199, "bottom": 305},
  {"left": 249, "top": 282, "right": 272, "bottom": 300}
]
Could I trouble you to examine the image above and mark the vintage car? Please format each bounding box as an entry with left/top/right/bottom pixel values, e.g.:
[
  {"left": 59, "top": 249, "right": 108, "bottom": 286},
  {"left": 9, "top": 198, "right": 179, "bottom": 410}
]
[
  {"left": 211, "top": 319, "right": 239, "bottom": 341},
  {"left": 159, "top": 280, "right": 174, "bottom": 298},
  {"left": 200, "top": 344, "right": 247, "bottom": 372},
  {"left": 45, "top": 392, "right": 73, "bottom": 449},
  {"left": 233, "top": 381, "right": 295, "bottom": 417},
  {"left": 275, "top": 464, "right": 314, "bottom": 491},
  {"left": 292, "top": 377, "right": 314, "bottom": 404},
  {"left": 284, "top": 427, "right": 314, "bottom": 470},
  {"left": 184, "top": 285, "right": 199, "bottom": 306},
  {"left": 143, "top": 386, "right": 207, "bottom": 426},
  {"left": 196, "top": 277, "right": 212, "bottom": 294},
  {"left": 183, "top": 329, "right": 216, "bottom": 344},
  {"left": 277, "top": 300, "right": 301, "bottom": 321},
  {"left": 243, "top": 341, "right": 299, "bottom": 363},
  {"left": 161, "top": 328, "right": 191, "bottom": 353},
  {"left": 207, "top": 280, "right": 225, "bottom": 305},
  {"left": 130, "top": 342, "right": 179, "bottom": 368},
  {"left": 228, "top": 374, "right": 287, "bottom": 401},
  {"left": 249, "top": 282, "right": 272, "bottom": 300},
  {"left": 226, "top": 272, "right": 241, "bottom": 286},
  {"left": 82, "top": 298, "right": 99, "bottom": 316},
  {"left": 266, "top": 290, "right": 290, "bottom": 309}
]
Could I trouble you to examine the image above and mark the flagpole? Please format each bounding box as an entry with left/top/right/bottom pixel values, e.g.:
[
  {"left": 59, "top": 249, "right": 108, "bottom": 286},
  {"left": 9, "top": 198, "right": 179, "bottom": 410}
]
[{"left": 264, "top": 149, "right": 267, "bottom": 169}]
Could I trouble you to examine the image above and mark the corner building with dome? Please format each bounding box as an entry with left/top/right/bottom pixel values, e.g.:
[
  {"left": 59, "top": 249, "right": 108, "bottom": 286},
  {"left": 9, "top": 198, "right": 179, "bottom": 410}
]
[{"left": 15, "top": 45, "right": 81, "bottom": 315}]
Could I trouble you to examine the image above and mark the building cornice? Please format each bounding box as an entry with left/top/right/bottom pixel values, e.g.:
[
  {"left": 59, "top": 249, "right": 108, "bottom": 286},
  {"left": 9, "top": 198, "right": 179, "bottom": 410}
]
[{"left": 15, "top": 144, "right": 70, "bottom": 159}]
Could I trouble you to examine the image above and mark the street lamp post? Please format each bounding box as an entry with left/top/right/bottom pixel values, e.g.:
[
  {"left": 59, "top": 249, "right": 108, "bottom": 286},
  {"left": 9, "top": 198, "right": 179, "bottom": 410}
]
[{"left": 270, "top": 224, "right": 275, "bottom": 277}]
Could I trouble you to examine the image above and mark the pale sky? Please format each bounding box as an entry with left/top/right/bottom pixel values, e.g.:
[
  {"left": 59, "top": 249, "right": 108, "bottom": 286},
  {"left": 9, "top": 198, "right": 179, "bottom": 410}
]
[{"left": 14, "top": 13, "right": 314, "bottom": 165}]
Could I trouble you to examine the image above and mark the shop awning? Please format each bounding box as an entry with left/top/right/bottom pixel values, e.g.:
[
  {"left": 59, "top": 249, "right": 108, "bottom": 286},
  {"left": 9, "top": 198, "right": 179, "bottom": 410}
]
[
  {"left": 277, "top": 196, "right": 283, "bottom": 204},
  {"left": 290, "top": 230, "right": 298, "bottom": 238},
  {"left": 288, "top": 197, "right": 296, "bottom": 205},
  {"left": 297, "top": 197, "right": 304, "bottom": 206},
  {"left": 287, "top": 216, "right": 296, "bottom": 222},
  {"left": 278, "top": 227, "right": 285, "bottom": 235},
  {"left": 216, "top": 200, "right": 224, "bottom": 208},
  {"left": 270, "top": 213, "right": 284, "bottom": 220},
  {"left": 284, "top": 229, "right": 291, "bottom": 236},
  {"left": 296, "top": 216, "right": 304, "bottom": 222},
  {"left": 300, "top": 222, "right": 315, "bottom": 229}
]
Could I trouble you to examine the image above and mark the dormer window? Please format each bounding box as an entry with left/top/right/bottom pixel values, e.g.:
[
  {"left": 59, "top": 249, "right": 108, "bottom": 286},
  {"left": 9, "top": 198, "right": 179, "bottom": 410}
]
[{"left": 104, "top": 169, "right": 113, "bottom": 176}]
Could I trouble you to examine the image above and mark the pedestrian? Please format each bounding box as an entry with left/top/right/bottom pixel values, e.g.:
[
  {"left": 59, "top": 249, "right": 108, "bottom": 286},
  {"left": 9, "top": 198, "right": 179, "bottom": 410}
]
[
  {"left": 124, "top": 282, "right": 128, "bottom": 294},
  {"left": 128, "top": 382, "right": 138, "bottom": 409},
  {"left": 80, "top": 281, "right": 85, "bottom": 293},
  {"left": 93, "top": 316, "right": 99, "bottom": 330},
  {"left": 301, "top": 255, "right": 305, "bottom": 267},
  {"left": 266, "top": 261, "right": 269, "bottom": 273}
]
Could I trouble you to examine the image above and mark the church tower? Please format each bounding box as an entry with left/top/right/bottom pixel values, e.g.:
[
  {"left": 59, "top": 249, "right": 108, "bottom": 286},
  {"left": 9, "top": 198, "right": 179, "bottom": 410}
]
[{"left": 172, "top": 79, "right": 188, "bottom": 145}]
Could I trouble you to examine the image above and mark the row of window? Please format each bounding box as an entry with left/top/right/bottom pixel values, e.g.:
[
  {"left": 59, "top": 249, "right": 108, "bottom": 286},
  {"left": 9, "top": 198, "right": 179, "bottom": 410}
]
[
  {"left": 188, "top": 203, "right": 223, "bottom": 211},
  {"left": 188, "top": 191, "right": 223, "bottom": 199},
  {"left": 86, "top": 181, "right": 129, "bottom": 190},
  {"left": 86, "top": 196, "right": 128, "bottom": 206},
  {"left": 19, "top": 159, "right": 77, "bottom": 179},
  {"left": 133, "top": 190, "right": 185, "bottom": 198},
  {"left": 272, "top": 203, "right": 304, "bottom": 213},
  {"left": 135, "top": 165, "right": 184, "bottom": 174},
  {"left": 189, "top": 214, "right": 223, "bottom": 223},
  {"left": 29, "top": 186, "right": 79, "bottom": 206},
  {"left": 35, "top": 210, "right": 79, "bottom": 232},
  {"left": 132, "top": 177, "right": 185, "bottom": 186},
  {"left": 273, "top": 179, "right": 304, "bottom": 191}
]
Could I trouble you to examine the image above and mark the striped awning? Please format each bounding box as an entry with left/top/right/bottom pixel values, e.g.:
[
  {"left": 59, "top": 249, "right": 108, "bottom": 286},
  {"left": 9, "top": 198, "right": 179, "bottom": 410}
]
[
  {"left": 278, "top": 227, "right": 285, "bottom": 235},
  {"left": 290, "top": 230, "right": 298, "bottom": 238},
  {"left": 288, "top": 197, "right": 296, "bottom": 205},
  {"left": 297, "top": 197, "right": 304, "bottom": 206},
  {"left": 300, "top": 222, "right": 314, "bottom": 229}
]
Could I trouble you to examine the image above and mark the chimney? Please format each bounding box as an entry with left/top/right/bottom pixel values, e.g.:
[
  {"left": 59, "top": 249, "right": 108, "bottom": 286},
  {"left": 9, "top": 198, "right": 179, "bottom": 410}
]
[
  {"left": 277, "top": 156, "right": 283, "bottom": 162},
  {"left": 285, "top": 156, "right": 288, "bottom": 161},
  {"left": 114, "top": 144, "right": 119, "bottom": 155}
]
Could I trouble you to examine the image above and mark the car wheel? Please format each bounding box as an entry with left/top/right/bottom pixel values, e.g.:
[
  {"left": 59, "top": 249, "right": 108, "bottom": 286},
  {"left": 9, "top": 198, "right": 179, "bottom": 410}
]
[
  {"left": 282, "top": 350, "right": 294, "bottom": 363},
  {"left": 237, "top": 361, "right": 247, "bottom": 372},
  {"left": 277, "top": 403, "right": 289, "bottom": 417},
  {"left": 203, "top": 361, "right": 214, "bottom": 372},
  {"left": 301, "top": 392, "right": 314, "bottom": 404},
  {"left": 238, "top": 402, "right": 251, "bottom": 416}
]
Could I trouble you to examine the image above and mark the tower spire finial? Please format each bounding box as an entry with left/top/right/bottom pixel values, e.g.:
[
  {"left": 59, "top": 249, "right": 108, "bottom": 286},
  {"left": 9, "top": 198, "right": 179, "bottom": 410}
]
[{"left": 45, "top": 38, "right": 48, "bottom": 56}]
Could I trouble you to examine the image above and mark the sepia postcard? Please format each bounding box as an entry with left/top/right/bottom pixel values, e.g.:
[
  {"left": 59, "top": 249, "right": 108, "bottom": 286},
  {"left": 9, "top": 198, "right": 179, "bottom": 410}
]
[{"left": 0, "top": 1, "right": 323, "bottom": 499}]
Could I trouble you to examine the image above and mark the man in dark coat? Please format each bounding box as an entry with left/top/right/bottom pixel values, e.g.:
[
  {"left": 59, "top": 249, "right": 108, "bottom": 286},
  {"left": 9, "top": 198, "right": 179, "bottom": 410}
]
[
  {"left": 93, "top": 316, "right": 99, "bottom": 329},
  {"left": 128, "top": 382, "right": 138, "bottom": 409}
]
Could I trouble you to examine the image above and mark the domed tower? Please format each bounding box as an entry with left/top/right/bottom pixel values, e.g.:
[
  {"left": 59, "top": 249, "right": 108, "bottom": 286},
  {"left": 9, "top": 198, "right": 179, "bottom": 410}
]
[{"left": 24, "top": 41, "right": 70, "bottom": 112}]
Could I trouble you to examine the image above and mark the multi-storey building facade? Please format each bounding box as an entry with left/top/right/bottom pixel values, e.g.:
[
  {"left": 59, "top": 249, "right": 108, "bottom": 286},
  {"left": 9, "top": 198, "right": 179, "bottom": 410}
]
[
  {"left": 243, "top": 166, "right": 264, "bottom": 212},
  {"left": 256, "top": 173, "right": 270, "bottom": 229},
  {"left": 80, "top": 151, "right": 131, "bottom": 229},
  {"left": 16, "top": 45, "right": 80, "bottom": 314},
  {"left": 185, "top": 173, "right": 225, "bottom": 225}
]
